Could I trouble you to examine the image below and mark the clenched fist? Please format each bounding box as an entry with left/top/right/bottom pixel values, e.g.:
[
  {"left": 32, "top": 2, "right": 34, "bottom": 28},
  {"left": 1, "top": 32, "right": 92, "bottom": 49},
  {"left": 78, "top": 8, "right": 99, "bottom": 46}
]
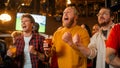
[
  {"left": 62, "top": 32, "right": 73, "bottom": 45},
  {"left": 29, "top": 45, "right": 37, "bottom": 55},
  {"left": 73, "top": 34, "right": 81, "bottom": 46}
]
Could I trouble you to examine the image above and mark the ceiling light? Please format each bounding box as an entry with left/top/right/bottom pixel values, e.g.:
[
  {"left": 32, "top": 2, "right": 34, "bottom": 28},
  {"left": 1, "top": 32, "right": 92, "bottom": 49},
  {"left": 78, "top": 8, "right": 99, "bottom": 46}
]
[
  {"left": 0, "top": 13, "right": 11, "bottom": 22},
  {"left": 67, "top": 0, "right": 71, "bottom": 4}
]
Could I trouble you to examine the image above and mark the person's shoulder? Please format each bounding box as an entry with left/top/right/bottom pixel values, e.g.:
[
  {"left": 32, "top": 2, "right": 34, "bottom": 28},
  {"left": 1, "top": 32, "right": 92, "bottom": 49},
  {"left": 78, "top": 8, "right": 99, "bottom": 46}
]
[
  {"left": 91, "top": 32, "right": 99, "bottom": 38},
  {"left": 33, "top": 32, "right": 45, "bottom": 39},
  {"left": 38, "top": 34, "right": 45, "bottom": 39},
  {"left": 75, "top": 25, "right": 81, "bottom": 28},
  {"left": 14, "top": 35, "right": 23, "bottom": 42},
  {"left": 54, "top": 27, "right": 64, "bottom": 34},
  {"left": 76, "top": 25, "right": 88, "bottom": 33},
  {"left": 75, "top": 25, "right": 85, "bottom": 30},
  {"left": 112, "top": 23, "right": 120, "bottom": 30},
  {"left": 114, "top": 23, "right": 120, "bottom": 27}
]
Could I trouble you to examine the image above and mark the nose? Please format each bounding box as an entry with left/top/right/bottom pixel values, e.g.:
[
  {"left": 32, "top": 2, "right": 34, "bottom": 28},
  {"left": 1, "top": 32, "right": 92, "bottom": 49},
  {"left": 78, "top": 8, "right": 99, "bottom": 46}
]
[{"left": 21, "top": 21, "right": 25, "bottom": 24}]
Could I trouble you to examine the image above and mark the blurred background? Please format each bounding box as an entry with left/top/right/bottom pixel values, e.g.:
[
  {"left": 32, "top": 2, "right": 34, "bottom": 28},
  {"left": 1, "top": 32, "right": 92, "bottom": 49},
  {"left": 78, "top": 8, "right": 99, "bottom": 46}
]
[{"left": 0, "top": 0, "right": 120, "bottom": 46}]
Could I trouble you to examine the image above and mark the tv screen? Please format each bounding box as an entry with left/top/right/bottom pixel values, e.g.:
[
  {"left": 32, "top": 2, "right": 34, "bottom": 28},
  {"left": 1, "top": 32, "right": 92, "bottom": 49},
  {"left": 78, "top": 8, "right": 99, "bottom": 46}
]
[{"left": 15, "top": 13, "right": 46, "bottom": 33}]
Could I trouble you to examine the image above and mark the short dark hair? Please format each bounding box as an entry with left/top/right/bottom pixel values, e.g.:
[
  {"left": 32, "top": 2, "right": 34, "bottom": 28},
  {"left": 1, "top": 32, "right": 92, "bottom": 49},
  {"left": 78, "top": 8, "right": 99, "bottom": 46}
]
[
  {"left": 21, "top": 13, "right": 35, "bottom": 23},
  {"left": 100, "top": 7, "right": 114, "bottom": 17}
]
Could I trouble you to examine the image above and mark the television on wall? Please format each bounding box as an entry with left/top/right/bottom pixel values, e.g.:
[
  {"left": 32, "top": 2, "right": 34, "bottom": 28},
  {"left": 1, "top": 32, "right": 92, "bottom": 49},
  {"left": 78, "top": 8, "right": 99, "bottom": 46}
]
[{"left": 15, "top": 13, "right": 46, "bottom": 33}]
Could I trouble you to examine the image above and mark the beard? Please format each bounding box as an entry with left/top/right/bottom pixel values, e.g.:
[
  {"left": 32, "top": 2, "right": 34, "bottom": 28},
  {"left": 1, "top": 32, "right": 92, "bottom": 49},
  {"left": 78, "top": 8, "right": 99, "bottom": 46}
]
[
  {"left": 99, "top": 22, "right": 109, "bottom": 27},
  {"left": 63, "top": 18, "right": 74, "bottom": 28},
  {"left": 99, "top": 18, "right": 111, "bottom": 27}
]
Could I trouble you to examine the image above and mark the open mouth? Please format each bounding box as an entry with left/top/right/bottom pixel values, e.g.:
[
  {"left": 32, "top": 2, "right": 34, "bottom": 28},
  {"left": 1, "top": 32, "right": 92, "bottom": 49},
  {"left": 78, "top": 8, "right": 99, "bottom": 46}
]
[
  {"left": 64, "top": 18, "right": 68, "bottom": 20},
  {"left": 22, "top": 25, "right": 26, "bottom": 29}
]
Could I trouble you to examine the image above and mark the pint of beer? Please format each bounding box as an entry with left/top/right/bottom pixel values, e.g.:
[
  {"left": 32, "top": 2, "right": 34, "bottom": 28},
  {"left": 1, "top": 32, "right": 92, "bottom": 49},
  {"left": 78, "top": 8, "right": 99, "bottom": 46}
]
[{"left": 9, "top": 45, "right": 16, "bottom": 57}]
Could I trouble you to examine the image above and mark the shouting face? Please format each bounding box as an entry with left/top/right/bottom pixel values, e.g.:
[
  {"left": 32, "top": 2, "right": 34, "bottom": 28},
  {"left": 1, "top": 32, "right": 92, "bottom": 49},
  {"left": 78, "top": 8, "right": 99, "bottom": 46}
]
[
  {"left": 62, "top": 7, "right": 77, "bottom": 28},
  {"left": 21, "top": 17, "right": 33, "bottom": 32}
]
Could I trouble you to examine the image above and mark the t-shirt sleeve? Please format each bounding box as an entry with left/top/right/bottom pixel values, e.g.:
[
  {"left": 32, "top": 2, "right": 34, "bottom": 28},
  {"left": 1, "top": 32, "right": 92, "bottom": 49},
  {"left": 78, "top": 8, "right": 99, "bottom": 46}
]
[
  {"left": 79, "top": 28, "right": 90, "bottom": 47},
  {"left": 106, "top": 24, "right": 119, "bottom": 51}
]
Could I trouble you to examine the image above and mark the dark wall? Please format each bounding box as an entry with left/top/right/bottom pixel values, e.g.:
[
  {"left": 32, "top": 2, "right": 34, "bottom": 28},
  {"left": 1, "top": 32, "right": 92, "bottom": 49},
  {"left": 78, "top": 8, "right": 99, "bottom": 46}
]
[
  {"left": 45, "top": 16, "right": 62, "bottom": 35},
  {"left": 78, "top": 16, "right": 98, "bottom": 29}
]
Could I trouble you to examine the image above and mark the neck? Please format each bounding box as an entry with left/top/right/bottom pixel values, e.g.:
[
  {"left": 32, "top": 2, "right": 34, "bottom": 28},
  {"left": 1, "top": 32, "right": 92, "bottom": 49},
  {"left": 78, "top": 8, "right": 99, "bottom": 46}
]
[
  {"left": 23, "top": 31, "right": 32, "bottom": 37},
  {"left": 102, "top": 21, "right": 113, "bottom": 30},
  {"left": 70, "top": 20, "right": 77, "bottom": 28},
  {"left": 72, "top": 21, "right": 76, "bottom": 27}
]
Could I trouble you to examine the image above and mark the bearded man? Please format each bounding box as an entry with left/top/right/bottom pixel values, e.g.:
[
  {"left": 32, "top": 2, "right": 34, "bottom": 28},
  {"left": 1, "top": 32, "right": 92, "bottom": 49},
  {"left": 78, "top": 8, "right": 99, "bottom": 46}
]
[{"left": 68, "top": 7, "right": 115, "bottom": 68}]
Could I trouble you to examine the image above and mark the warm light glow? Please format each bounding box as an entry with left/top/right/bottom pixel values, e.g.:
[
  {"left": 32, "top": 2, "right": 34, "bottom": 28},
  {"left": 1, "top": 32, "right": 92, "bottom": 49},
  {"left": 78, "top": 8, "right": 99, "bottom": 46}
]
[
  {"left": 67, "top": 0, "right": 71, "bottom": 4},
  {"left": 21, "top": 3, "right": 25, "bottom": 6},
  {"left": 22, "top": 0, "right": 32, "bottom": 6},
  {"left": 0, "top": 13, "right": 11, "bottom": 21}
]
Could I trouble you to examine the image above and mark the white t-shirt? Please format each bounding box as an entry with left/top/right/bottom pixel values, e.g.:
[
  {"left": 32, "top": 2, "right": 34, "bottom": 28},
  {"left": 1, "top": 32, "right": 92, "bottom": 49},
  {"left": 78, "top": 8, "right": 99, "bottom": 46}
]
[{"left": 23, "top": 35, "right": 32, "bottom": 68}]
